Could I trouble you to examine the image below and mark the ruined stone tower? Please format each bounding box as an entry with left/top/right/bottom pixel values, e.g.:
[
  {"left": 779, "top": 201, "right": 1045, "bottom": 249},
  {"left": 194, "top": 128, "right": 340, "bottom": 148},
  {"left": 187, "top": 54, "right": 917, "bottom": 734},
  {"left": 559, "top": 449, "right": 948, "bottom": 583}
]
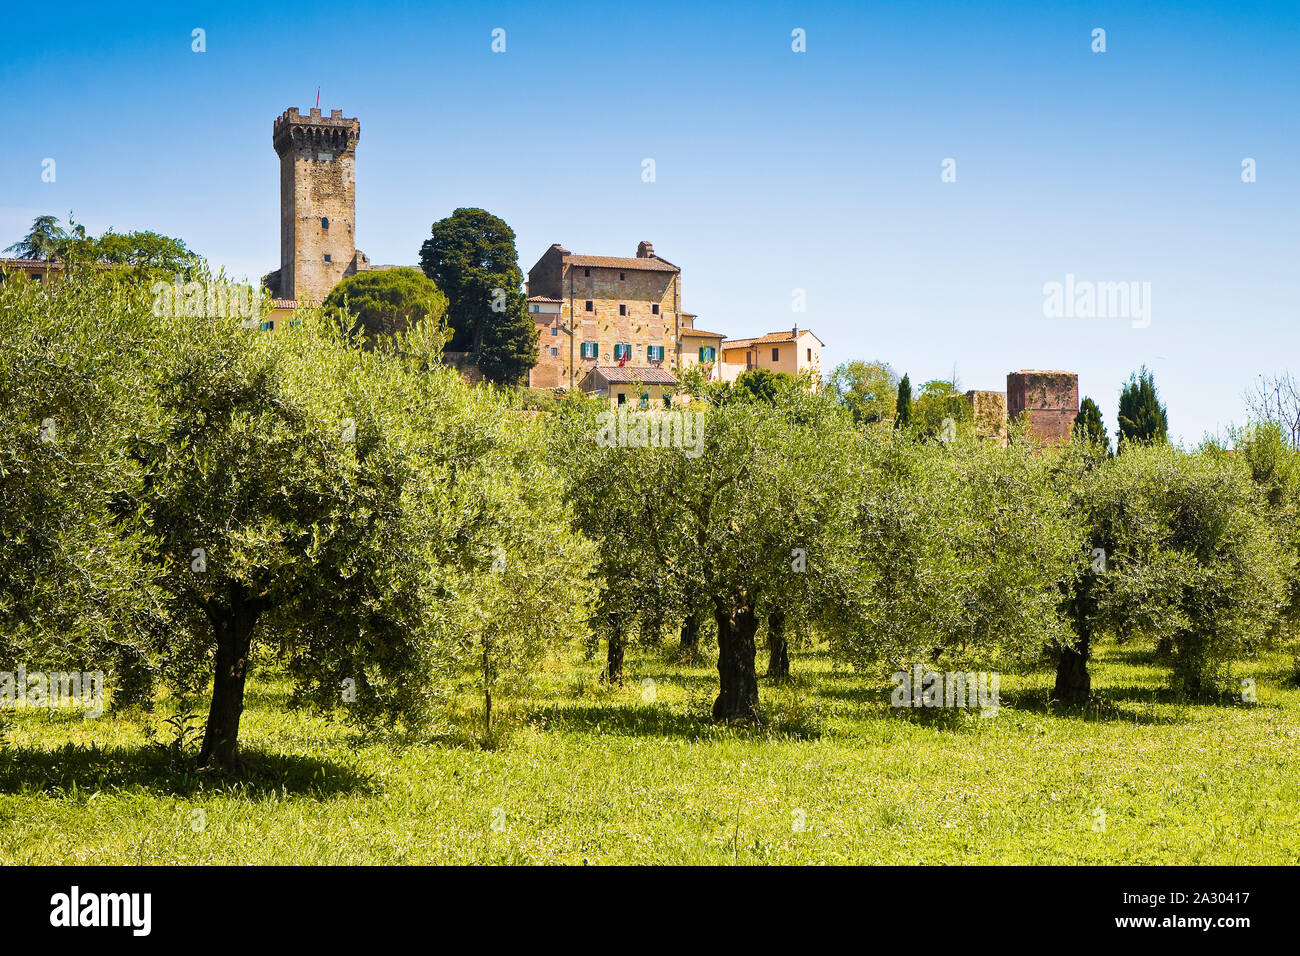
[
  {"left": 271, "top": 107, "right": 364, "bottom": 303},
  {"left": 1006, "top": 370, "right": 1079, "bottom": 443}
]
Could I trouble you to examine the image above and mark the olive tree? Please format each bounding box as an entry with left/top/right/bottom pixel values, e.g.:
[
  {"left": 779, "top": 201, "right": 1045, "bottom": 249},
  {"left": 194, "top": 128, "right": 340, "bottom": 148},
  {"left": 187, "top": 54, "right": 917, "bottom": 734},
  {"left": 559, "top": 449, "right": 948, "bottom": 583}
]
[
  {"left": 1081, "top": 443, "right": 1287, "bottom": 697},
  {"left": 829, "top": 425, "right": 1083, "bottom": 676}
]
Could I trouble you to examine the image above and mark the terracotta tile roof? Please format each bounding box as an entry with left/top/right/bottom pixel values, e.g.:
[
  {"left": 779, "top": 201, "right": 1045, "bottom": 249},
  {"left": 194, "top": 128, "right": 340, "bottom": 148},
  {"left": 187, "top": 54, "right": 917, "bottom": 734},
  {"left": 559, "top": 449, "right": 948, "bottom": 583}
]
[
  {"left": 270, "top": 299, "right": 298, "bottom": 309},
  {"left": 0, "top": 257, "right": 60, "bottom": 268},
  {"left": 722, "top": 329, "right": 824, "bottom": 349},
  {"left": 527, "top": 295, "right": 562, "bottom": 303},
  {"left": 586, "top": 365, "right": 680, "bottom": 386},
  {"left": 564, "top": 254, "right": 679, "bottom": 273},
  {"left": 681, "top": 328, "right": 726, "bottom": 339}
]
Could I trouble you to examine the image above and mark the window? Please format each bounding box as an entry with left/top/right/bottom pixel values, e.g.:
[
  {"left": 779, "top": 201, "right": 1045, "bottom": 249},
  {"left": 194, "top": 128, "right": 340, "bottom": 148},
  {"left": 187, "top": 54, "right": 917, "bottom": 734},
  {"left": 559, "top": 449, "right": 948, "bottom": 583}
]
[
  {"left": 259, "top": 320, "right": 273, "bottom": 332},
  {"left": 647, "top": 345, "right": 665, "bottom": 362},
  {"left": 772, "top": 347, "right": 780, "bottom": 361},
  {"left": 585, "top": 300, "right": 593, "bottom": 312},
  {"left": 584, "top": 268, "right": 591, "bottom": 277},
  {"left": 581, "top": 342, "right": 598, "bottom": 359},
  {"left": 619, "top": 272, "right": 626, "bottom": 281},
  {"left": 652, "top": 304, "right": 660, "bottom": 315},
  {"left": 531, "top": 304, "right": 539, "bottom": 313},
  {"left": 324, "top": 254, "right": 332, "bottom": 263},
  {"left": 698, "top": 346, "right": 716, "bottom": 362},
  {"left": 321, "top": 217, "right": 330, "bottom": 230},
  {"left": 614, "top": 343, "right": 631, "bottom": 361},
  {"left": 618, "top": 304, "right": 627, "bottom": 316},
  {"left": 640, "top": 393, "right": 650, "bottom": 410},
  {"left": 807, "top": 347, "right": 812, "bottom": 361},
  {"left": 617, "top": 392, "right": 627, "bottom": 405},
  {"left": 550, "top": 347, "right": 558, "bottom": 356},
  {"left": 662, "top": 394, "right": 672, "bottom": 409},
  {"left": 551, "top": 326, "right": 558, "bottom": 336}
]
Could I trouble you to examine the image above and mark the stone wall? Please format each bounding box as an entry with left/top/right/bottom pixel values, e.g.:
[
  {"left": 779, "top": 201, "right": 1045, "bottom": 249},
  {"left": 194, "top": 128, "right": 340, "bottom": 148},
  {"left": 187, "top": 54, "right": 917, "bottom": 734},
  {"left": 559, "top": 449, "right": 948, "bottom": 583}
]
[{"left": 966, "top": 390, "right": 1009, "bottom": 445}]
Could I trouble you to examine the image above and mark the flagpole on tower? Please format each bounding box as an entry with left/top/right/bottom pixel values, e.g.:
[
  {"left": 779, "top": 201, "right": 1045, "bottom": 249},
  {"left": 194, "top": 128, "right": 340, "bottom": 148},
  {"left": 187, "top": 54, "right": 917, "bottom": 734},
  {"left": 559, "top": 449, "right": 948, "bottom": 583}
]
[{"left": 315, "top": 87, "right": 320, "bottom": 109}]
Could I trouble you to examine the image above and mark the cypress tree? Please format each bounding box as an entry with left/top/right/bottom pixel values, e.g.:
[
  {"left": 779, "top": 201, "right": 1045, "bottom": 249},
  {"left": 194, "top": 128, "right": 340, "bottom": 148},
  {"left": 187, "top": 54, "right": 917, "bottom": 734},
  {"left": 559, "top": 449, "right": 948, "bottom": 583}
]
[
  {"left": 1117, "top": 366, "right": 1168, "bottom": 449},
  {"left": 895, "top": 374, "right": 913, "bottom": 430},
  {"left": 1072, "top": 396, "right": 1111, "bottom": 453}
]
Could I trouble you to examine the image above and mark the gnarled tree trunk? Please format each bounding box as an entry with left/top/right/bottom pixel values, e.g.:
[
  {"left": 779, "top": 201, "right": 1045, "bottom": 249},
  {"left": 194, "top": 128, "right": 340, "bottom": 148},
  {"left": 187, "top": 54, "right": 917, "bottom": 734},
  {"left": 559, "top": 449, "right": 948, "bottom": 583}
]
[
  {"left": 713, "top": 603, "right": 761, "bottom": 723},
  {"left": 198, "top": 587, "right": 262, "bottom": 771},
  {"left": 766, "top": 610, "right": 789, "bottom": 680},
  {"left": 1052, "top": 630, "right": 1091, "bottom": 706}
]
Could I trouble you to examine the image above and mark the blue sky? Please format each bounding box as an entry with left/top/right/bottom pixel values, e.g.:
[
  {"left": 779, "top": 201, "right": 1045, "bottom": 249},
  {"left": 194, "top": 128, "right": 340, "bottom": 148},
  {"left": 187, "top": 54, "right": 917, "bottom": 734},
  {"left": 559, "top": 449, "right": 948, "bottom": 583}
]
[{"left": 2, "top": 0, "right": 1296, "bottom": 442}]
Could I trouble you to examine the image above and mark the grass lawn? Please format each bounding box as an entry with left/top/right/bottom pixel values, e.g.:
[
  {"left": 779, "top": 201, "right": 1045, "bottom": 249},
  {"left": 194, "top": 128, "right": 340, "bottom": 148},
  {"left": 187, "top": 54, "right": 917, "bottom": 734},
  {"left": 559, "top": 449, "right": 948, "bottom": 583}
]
[{"left": 2, "top": 640, "right": 1298, "bottom": 865}]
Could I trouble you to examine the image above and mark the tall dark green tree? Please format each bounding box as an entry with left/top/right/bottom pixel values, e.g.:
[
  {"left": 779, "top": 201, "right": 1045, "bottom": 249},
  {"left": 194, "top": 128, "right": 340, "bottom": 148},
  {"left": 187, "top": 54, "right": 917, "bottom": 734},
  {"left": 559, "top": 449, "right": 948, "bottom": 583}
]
[
  {"left": 418, "top": 208, "right": 537, "bottom": 384},
  {"left": 894, "top": 374, "right": 913, "bottom": 430},
  {"left": 1117, "top": 367, "right": 1168, "bottom": 449},
  {"left": 1073, "top": 396, "right": 1111, "bottom": 453},
  {"left": 476, "top": 285, "right": 538, "bottom": 386}
]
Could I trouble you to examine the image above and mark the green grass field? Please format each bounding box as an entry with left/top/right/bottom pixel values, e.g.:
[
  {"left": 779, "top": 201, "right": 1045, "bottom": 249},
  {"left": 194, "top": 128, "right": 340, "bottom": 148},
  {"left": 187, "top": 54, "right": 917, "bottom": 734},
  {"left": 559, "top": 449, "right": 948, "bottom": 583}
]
[{"left": 3, "top": 640, "right": 1298, "bottom": 865}]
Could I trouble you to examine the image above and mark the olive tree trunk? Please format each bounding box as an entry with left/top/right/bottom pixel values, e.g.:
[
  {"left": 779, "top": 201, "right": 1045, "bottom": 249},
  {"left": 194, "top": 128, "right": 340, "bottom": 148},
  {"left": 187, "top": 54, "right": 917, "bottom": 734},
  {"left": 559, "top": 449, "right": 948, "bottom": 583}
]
[
  {"left": 198, "top": 589, "right": 262, "bottom": 771},
  {"left": 606, "top": 611, "right": 625, "bottom": 684},
  {"left": 679, "top": 612, "right": 701, "bottom": 657},
  {"left": 713, "top": 604, "right": 761, "bottom": 723},
  {"left": 766, "top": 610, "right": 789, "bottom": 680}
]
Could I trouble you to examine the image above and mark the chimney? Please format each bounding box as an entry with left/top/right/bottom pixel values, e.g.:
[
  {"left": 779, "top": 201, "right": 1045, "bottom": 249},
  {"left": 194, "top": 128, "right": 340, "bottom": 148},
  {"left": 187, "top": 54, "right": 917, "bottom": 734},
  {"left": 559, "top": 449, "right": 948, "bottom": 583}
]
[{"left": 636, "top": 240, "right": 654, "bottom": 258}]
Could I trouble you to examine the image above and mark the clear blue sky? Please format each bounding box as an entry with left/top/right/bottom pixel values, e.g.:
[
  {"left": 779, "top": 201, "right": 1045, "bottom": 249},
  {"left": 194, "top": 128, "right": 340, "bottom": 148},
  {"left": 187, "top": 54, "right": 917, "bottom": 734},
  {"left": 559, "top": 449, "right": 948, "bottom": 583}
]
[{"left": 3, "top": 0, "right": 1296, "bottom": 443}]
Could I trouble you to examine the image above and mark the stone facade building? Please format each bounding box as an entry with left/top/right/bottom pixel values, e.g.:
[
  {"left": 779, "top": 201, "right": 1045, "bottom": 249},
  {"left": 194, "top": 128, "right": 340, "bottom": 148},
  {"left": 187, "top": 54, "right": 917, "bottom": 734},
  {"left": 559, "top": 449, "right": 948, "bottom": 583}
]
[
  {"left": 264, "top": 107, "right": 370, "bottom": 305},
  {"left": 526, "top": 240, "right": 705, "bottom": 392}
]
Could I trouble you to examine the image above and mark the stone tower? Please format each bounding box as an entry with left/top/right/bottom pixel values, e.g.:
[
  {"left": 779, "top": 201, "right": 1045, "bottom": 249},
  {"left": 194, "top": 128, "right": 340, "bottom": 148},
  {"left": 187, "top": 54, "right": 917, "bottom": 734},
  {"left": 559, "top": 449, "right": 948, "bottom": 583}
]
[
  {"left": 1006, "top": 370, "right": 1079, "bottom": 443},
  {"left": 272, "top": 107, "right": 363, "bottom": 303}
]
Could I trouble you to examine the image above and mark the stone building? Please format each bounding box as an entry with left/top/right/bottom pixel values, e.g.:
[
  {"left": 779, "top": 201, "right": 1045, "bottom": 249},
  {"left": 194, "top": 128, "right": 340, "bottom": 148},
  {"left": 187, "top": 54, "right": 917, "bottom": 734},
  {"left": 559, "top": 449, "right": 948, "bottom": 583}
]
[
  {"left": 526, "top": 240, "right": 703, "bottom": 392},
  {"left": 1006, "top": 370, "right": 1079, "bottom": 443},
  {"left": 264, "top": 107, "right": 371, "bottom": 305}
]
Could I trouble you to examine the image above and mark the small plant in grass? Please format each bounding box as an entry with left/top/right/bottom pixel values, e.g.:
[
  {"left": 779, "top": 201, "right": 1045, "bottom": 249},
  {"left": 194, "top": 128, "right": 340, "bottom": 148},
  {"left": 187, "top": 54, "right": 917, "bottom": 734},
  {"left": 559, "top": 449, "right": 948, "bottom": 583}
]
[{"left": 144, "top": 708, "right": 203, "bottom": 773}]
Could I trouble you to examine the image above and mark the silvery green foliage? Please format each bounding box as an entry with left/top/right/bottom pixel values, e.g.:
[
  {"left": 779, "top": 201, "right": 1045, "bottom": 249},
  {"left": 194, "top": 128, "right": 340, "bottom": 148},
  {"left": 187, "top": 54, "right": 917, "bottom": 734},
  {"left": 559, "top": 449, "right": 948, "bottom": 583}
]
[
  {"left": 0, "top": 266, "right": 594, "bottom": 759},
  {"left": 0, "top": 270, "right": 165, "bottom": 698},
  {"left": 1080, "top": 441, "right": 1287, "bottom": 696},
  {"left": 828, "top": 426, "right": 1084, "bottom": 673}
]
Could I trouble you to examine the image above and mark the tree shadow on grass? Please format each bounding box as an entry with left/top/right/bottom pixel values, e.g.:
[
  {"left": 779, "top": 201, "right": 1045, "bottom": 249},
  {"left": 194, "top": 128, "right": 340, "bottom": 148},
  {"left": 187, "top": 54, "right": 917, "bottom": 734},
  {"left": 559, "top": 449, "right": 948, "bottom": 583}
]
[
  {"left": 533, "top": 699, "right": 823, "bottom": 742},
  {"left": 991, "top": 684, "right": 1253, "bottom": 725},
  {"left": 0, "top": 743, "right": 375, "bottom": 799},
  {"left": 533, "top": 702, "right": 716, "bottom": 741}
]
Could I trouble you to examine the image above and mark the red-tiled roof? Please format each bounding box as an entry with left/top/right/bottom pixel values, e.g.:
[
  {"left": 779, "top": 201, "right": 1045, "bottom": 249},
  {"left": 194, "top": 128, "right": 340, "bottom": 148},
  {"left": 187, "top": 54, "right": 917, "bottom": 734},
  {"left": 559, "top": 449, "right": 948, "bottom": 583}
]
[
  {"left": 682, "top": 328, "right": 726, "bottom": 339},
  {"left": 527, "top": 295, "right": 562, "bottom": 303},
  {"left": 564, "top": 254, "right": 679, "bottom": 273},
  {"left": 722, "top": 329, "right": 824, "bottom": 349},
  {"left": 586, "top": 365, "right": 679, "bottom": 385}
]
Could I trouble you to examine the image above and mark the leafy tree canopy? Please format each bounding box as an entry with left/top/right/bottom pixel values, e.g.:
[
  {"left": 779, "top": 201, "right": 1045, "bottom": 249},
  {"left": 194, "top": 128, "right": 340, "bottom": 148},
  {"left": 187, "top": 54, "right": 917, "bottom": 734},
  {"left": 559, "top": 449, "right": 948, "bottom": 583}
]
[{"left": 323, "top": 267, "right": 448, "bottom": 342}]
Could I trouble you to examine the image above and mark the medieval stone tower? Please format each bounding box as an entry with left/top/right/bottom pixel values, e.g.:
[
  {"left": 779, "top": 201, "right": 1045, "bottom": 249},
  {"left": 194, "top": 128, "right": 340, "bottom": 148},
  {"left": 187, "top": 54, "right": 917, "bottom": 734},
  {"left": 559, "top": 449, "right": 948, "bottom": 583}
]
[{"left": 271, "top": 107, "right": 366, "bottom": 303}]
